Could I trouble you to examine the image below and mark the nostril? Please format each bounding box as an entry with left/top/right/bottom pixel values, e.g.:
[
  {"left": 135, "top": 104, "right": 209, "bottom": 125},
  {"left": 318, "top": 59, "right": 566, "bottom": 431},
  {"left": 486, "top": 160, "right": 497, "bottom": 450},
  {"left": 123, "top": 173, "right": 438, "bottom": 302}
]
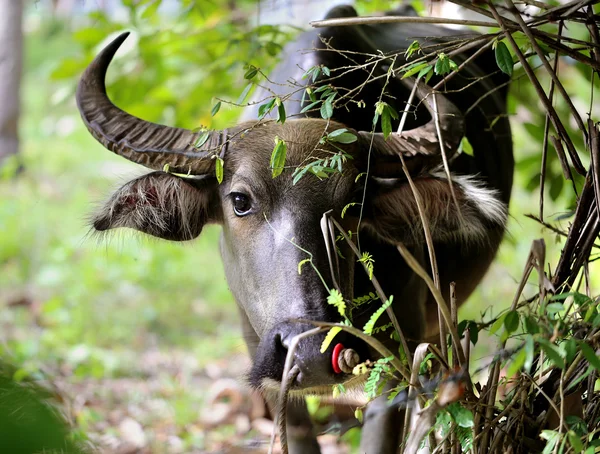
[{"left": 274, "top": 332, "right": 290, "bottom": 354}]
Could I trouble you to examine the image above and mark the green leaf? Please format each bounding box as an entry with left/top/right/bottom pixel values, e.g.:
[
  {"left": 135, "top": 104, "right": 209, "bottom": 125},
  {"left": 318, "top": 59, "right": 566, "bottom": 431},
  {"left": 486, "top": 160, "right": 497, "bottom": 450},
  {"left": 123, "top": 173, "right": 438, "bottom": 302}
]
[
  {"left": 546, "top": 302, "right": 564, "bottom": 316},
  {"left": 568, "top": 430, "right": 583, "bottom": 453},
  {"left": 504, "top": 310, "right": 519, "bottom": 333},
  {"left": 258, "top": 99, "right": 276, "bottom": 119},
  {"left": 277, "top": 102, "right": 286, "bottom": 124},
  {"left": 490, "top": 313, "right": 507, "bottom": 335},
  {"left": 341, "top": 202, "right": 360, "bottom": 218},
  {"left": 320, "top": 326, "right": 342, "bottom": 353},
  {"left": 434, "top": 53, "right": 451, "bottom": 75},
  {"left": 524, "top": 315, "right": 540, "bottom": 334},
  {"left": 375, "top": 102, "right": 398, "bottom": 139},
  {"left": 265, "top": 41, "right": 281, "bottom": 56},
  {"left": 402, "top": 62, "right": 429, "bottom": 79},
  {"left": 211, "top": 101, "right": 221, "bottom": 117},
  {"left": 244, "top": 65, "right": 258, "bottom": 80},
  {"left": 404, "top": 40, "right": 421, "bottom": 59},
  {"left": 524, "top": 334, "right": 535, "bottom": 371},
  {"left": 270, "top": 137, "right": 287, "bottom": 178},
  {"left": 363, "top": 296, "right": 393, "bottom": 335},
  {"left": 354, "top": 408, "right": 363, "bottom": 424},
  {"left": 507, "top": 346, "right": 527, "bottom": 377},
  {"left": 495, "top": 41, "right": 514, "bottom": 76},
  {"left": 327, "top": 289, "right": 346, "bottom": 317},
  {"left": 215, "top": 157, "right": 224, "bottom": 184},
  {"left": 540, "top": 430, "right": 559, "bottom": 454},
  {"left": 237, "top": 83, "right": 253, "bottom": 105},
  {"left": 297, "top": 258, "right": 311, "bottom": 275},
  {"left": 320, "top": 98, "right": 333, "bottom": 119},
  {"left": 538, "top": 338, "right": 565, "bottom": 369},
  {"left": 327, "top": 129, "right": 357, "bottom": 144},
  {"left": 417, "top": 64, "right": 434, "bottom": 82},
  {"left": 194, "top": 130, "right": 210, "bottom": 148},
  {"left": 564, "top": 338, "right": 577, "bottom": 364},
  {"left": 459, "top": 136, "right": 474, "bottom": 156},
  {"left": 300, "top": 100, "right": 320, "bottom": 114},
  {"left": 447, "top": 403, "right": 474, "bottom": 428},
  {"left": 578, "top": 341, "right": 600, "bottom": 372}
]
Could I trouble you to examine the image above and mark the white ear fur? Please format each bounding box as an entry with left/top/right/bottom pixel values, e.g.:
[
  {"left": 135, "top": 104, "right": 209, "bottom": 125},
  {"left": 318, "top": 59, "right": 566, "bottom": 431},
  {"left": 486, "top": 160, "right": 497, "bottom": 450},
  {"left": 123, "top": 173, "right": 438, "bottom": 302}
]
[{"left": 365, "top": 173, "right": 508, "bottom": 247}]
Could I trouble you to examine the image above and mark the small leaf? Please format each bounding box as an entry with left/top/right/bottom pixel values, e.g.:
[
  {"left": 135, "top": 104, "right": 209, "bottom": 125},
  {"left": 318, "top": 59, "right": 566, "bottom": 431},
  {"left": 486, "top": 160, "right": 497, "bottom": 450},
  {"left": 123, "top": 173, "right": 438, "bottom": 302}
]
[
  {"left": 568, "top": 430, "right": 583, "bottom": 453},
  {"left": 490, "top": 313, "right": 507, "bottom": 335},
  {"left": 504, "top": 310, "right": 519, "bottom": 333},
  {"left": 258, "top": 99, "right": 276, "bottom": 119},
  {"left": 524, "top": 334, "right": 535, "bottom": 371},
  {"left": 434, "top": 53, "right": 451, "bottom": 75},
  {"left": 404, "top": 40, "right": 421, "bottom": 59},
  {"left": 327, "top": 129, "right": 357, "bottom": 144},
  {"left": 320, "top": 326, "right": 342, "bottom": 353},
  {"left": 363, "top": 296, "right": 393, "bottom": 335},
  {"left": 341, "top": 202, "right": 360, "bottom": 218},
  {"left": 524, "top": 315, "right": 540, "bottom": 334},
  {"left": 402, "top": 62, "right": 429, "bottom": 79},
  {"left": 194, "top": 130, "right": 210, "bottom": 148},
  {"left": 354, "top": 408, "right": 363, "bottom": 424},
  {"left": 322, "top": 66, "right": 330, "bottom": 77},
  {"left": 578, "top": 341, "right": 600, "bottom": 372},
  {"left": 538, "top": 338, "right": 565, "bottom": 369},
  {"left": 270, "top": 137, "right": 287, "bottom": 178},
  {"left": 211, "top": 101, "right": 221, "bottom": 117},
  {"left": 459, "top": 136, "right": 474, "bottom": 156},
  {"left": 244, "top": 65, "right": 258, "bottom": 80},
  {"left": 564, "top": 338, "right": 577, "bottom": 364},
  {"left": 447, "top": 403, "right": 474, "bottom": 428},
  {"left": 297, "top": 258, "right": 311, "bottom": 275},
  {"left": 546, "top": 302, "right": 564, "bottom": 316},
  {"left": 237, "top": 83, "right": 253, "bottom": 105},
  {"left": 300, "top": 100, "right": 320, "bottom": 114},
  {"left": 265, "top": 41, "right": 281, "bottom": 56},
  {"left": 327, "top": 289, "right": 346, "bottom": 317},
  {"left": 321, "top": 98, "right": 333, "bottom": 119},
  {"left": 215, "top": 157, "right": 224, "bottom": 184},
  {"left": 507, "top": 346, "right": 527, "bottom": 377},
  {"left": 417, "top": 64, "right": 433, "bottom": 80},
  {"left": 495, "top": 41, "right": 514, "bottom": 76},
  {"left": 277, "top": 102, "right": 286, "bottom": 124}
]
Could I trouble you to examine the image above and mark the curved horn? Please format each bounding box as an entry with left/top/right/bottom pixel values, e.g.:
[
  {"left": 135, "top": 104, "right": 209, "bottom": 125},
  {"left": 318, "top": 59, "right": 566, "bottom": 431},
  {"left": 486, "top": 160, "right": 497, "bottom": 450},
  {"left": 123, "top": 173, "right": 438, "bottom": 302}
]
[
  {"left": 76, "top": 32, "right": 226, "bottom": 175},
  {"left": 358, "top": 78, "right": 464, "bottom": 177}
]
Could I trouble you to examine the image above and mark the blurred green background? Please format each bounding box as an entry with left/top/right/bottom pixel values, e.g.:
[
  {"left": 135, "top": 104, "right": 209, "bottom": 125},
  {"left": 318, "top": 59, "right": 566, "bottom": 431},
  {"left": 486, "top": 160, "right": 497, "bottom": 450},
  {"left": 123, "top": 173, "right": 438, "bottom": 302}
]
[{"left": 0, "top": 0, "right": 598, "bottom": 452}]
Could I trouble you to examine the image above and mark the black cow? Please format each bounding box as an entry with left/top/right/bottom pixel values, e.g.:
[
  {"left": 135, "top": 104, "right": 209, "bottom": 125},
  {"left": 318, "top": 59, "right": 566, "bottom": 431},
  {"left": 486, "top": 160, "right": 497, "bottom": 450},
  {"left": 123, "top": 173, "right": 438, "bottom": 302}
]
[{"left": 76, "top": 5, "right": 513, "bottom": 453}]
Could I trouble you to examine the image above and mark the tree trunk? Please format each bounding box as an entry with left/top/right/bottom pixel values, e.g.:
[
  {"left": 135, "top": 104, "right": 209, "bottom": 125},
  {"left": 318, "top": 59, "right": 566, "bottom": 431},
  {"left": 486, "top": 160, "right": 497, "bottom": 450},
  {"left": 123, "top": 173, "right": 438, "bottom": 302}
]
[{"left": 0, "top": 0, "right": 23, "bottom": 164}]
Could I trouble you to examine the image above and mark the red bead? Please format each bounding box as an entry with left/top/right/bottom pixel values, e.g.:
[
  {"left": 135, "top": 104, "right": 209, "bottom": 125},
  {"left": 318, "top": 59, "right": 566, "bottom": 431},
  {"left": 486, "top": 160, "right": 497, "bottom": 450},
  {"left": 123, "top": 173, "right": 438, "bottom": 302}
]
[{"left": 332, "top": 343, "right": 344, "bottom": 374}]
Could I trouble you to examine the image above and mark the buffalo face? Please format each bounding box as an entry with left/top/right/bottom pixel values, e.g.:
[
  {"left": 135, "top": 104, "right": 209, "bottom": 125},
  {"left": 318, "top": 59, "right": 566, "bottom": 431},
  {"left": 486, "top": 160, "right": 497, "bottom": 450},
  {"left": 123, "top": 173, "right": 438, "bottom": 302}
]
[{"left": 79, "top": 34, "right": 509, "bottom": 394}]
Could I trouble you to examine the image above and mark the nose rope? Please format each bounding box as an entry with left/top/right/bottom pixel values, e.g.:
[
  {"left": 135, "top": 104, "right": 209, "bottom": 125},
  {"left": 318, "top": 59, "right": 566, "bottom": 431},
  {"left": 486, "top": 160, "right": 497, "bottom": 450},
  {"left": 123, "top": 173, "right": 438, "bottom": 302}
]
[
  {"left": 332, "top": 343, "right": 360, "bottom": 374},
  {"left": 276, "top": 364, "right": 300, "bottom": 454}
]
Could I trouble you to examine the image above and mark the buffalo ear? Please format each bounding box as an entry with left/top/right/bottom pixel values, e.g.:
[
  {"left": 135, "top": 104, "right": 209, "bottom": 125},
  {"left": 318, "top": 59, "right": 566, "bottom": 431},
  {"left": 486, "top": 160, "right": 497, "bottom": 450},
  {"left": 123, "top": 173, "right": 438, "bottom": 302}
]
[
  {"left": 92, "top": 171, "right": 221, "bottom": 241},
  {"left": 363, "top": 174, "right": 508, "bottom": 246}
]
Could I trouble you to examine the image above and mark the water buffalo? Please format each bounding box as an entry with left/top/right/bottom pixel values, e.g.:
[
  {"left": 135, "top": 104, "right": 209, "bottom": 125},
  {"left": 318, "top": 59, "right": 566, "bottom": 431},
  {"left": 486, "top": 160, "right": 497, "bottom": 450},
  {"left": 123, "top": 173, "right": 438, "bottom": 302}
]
[{"left": 77, "top": 5, "right": 513, "bottom": 453}]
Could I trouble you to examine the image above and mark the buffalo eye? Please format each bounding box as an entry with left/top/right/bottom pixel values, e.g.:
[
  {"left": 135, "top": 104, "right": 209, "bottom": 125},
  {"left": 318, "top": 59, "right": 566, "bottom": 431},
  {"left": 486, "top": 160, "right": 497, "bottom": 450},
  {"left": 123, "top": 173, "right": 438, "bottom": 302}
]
[{"left": 231, "top": 193, "right": 253, "bottom": 216}]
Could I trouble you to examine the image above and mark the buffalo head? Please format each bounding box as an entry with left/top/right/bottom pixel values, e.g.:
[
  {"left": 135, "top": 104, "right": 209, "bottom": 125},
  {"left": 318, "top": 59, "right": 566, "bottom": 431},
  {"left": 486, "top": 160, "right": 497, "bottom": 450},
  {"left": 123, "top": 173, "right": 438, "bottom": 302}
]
[{"left": 77, "top": 32, "right": 508, "bottom": 395}]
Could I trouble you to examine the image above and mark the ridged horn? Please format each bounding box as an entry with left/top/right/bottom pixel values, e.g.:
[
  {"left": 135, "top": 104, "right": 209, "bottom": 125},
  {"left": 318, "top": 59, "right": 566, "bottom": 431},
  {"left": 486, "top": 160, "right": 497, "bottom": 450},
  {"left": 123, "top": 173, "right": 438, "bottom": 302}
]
[
  {"left": 358, "top": 78, "right": 464, "bottom": 177},
  {"left": 76, "top": 32, "right": 226, "bottom": 175}
]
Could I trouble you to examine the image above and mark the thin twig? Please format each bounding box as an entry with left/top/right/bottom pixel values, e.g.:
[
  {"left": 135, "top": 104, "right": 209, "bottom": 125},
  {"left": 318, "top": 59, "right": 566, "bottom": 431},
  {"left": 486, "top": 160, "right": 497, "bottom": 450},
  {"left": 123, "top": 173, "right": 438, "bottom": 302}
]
[
  {"left": 311, "top": 15, "right": 502, "bottom": 29},
  {"left": 540, "top": 22, "right": 563, "bottom": 221},
  {"left": 396, "top": 243, "right": 466, "bottom": 366},
  {"left": 488, "top": 0, "right": 585, "bottom": 175}
]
